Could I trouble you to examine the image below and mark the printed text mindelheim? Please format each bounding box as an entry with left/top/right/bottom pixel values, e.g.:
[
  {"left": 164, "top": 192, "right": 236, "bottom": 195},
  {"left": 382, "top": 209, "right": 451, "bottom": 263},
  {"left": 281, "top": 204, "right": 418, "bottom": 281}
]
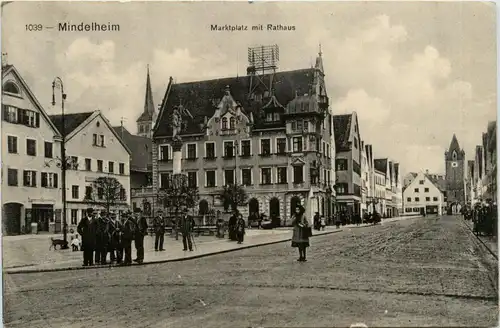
[{"left": 58, "top": 22, "right": 120, "bottom": 32}]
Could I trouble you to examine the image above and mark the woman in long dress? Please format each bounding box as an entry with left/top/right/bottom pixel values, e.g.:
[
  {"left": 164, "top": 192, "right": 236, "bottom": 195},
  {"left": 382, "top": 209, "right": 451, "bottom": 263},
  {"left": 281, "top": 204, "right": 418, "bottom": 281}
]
[{"left": 291, "top": 205, "right": 310, "bottom": 262}]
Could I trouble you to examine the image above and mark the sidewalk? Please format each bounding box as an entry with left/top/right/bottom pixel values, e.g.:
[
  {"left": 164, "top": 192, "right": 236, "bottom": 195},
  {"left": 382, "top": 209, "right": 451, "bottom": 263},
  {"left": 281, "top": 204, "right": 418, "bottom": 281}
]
[
  {"left": 462, "top": 219, "right": 498, "bottom": 258},
  {"left": 3, "top": 215, "right": 415, "bottom": 274}
]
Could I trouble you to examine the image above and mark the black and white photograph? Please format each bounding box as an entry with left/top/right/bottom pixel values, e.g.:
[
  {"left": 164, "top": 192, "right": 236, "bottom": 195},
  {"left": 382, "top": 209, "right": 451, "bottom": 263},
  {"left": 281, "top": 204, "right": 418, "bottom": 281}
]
[{"left": 1, "top": 1, "right": 498, "bottom": 327}]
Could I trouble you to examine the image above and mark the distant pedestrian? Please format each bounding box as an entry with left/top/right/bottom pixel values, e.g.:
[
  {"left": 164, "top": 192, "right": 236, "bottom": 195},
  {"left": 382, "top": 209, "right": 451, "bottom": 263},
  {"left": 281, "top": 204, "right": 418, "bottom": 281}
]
[
  {"left": 153, "top": 210, "right": 166, "bottom": 251},
  {"left": 291, "top": 205, "right": 311, "bottom": 262},
  {"left": 236, "top": 213, "right": 246, "bottom": 244},
  {"left": 228, "top": 210, "right": 238, "bottom": 240},
  {"left": 77, "top": 208, "right": 97, "bottom": 266},
  {"left": 71, "top": 235, "right": 81, "bottom": 251},
  {"left": 180, "top": 210, "right": 195, "bottom": 251},
  {"left": 320, "top": 216, "right": 326, "bottom": 231}
]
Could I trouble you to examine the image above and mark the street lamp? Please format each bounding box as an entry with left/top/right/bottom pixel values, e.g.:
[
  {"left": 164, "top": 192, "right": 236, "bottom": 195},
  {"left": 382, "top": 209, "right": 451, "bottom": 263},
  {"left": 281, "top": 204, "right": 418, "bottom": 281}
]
[{"left": 52, "top": 77, "right": 69, "bottom": 249}]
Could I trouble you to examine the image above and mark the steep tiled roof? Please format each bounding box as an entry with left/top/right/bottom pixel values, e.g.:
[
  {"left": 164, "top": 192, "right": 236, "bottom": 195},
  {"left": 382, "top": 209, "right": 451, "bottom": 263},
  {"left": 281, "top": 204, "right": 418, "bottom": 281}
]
[
  {"left": 332, "top": 114, "right": 352, "bottom": 151},
  {"left": 154, "top": 68, "right": 317, "bottom": 138},
  {"left": 113, "top": 126, "right": 152, "bottom": 172},
  {"left": 49, "top": 112, "right": 94, "bottom": 137},
  {"left": 426, "top": 174, "right": 446, "bottom": 193},
  {"left": 374, "top": 158, "right": 388, "bottom": 174}
]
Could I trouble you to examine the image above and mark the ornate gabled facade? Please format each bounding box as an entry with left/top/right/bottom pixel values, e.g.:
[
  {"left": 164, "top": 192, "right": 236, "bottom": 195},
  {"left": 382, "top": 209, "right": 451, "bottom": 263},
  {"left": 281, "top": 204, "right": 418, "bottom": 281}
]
[
  {"left": 444, "top": 134, "right": 466, "bottom": 213},
  {"left": 374, "top": 158, "right": 402, "bottom": 217},
  {"left": 152, "top": 51, "right": 335, "bottom": 224},
  {"left": 403, "top": 171, "right": 444, "bottom": 216},
  {"left": 136, "top": 66, "right": 157, "bottom": 138}
]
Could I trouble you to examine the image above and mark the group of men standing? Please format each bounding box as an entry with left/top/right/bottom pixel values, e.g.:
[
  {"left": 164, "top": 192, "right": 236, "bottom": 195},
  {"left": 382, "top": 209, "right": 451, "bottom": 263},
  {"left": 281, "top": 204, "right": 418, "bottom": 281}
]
[{"left": 77, "top": 207, "right": 149, "bottom": 266}]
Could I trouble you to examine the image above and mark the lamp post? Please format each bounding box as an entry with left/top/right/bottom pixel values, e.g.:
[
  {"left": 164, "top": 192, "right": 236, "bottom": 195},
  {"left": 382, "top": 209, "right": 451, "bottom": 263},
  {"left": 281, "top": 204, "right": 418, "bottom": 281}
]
[{"left": 52, "top": 77, "right": 69, "bottom": 248}]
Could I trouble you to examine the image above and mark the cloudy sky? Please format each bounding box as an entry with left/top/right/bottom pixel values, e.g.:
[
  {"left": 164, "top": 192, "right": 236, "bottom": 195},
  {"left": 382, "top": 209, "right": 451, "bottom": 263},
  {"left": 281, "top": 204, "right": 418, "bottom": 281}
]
[{"left": 2, "top": 1, "right": 496, "bottom": 175}]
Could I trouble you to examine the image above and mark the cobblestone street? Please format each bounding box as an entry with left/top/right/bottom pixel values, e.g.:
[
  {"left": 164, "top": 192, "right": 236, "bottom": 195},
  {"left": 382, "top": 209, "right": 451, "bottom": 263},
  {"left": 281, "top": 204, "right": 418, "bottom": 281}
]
[{"left": 4, "top": 216, "right": 498, "bottom": 327}]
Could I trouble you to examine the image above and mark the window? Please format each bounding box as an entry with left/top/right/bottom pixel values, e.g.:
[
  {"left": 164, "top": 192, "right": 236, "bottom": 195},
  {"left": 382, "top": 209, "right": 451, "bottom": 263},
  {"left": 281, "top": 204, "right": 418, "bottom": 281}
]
[
  {"left": 336, "top": 159, "right": 348, "bottom": 171},
  {"left": 352, "top": 160, "right": 361, "bottom": 175},
  {"left": 120, "top": 188, "right": 126, "bottom": 201},
  {"left": 242, "top": 168, "right": 252, "bottom": 185},
  {"left": 407, "top": 197, "right": 411, "bottom": 202},
  {"left": 241, "top": 140, "right": 251, "bottom": 156},
  {"left": 265, "top": 112, "right": 281, "bottom": 122},
  {"left": 85, "top": 158, "right": 92, "bottom": 171},
  {"left": 224, "top": 169, "right": 234, "bottom": 185},
  {"left": 119, "top": 163, "right": 125, "bottom": 175},
  {"left": 97, "top": 187, "right": 104, "bottom": 200},
  {"left": 293, "top": 165, "right": 304, "bottom": 184},
  {"left": 336, "top": 183, "right": 348, "bottom": 194},
  {"left": 229, "top": 117, "right": 235, "bottom": 129},
  {"left": 3, "top": 105, "right": 18, "bottom": 123},
  {"left": 425, "top": 197, "right": 430, "bottom": 201},
  {"left": 100, "top": 135, "right": 105, "bottom": 147},
  {"left": 108, "top": 161, "right": 114, "bottom": 173},
  {"left": 85, "top": 186, "right": 92, "bottom": 200},
  {"left": 23, "top": 170, "right": 36, "bottom": 187},
  {"left": 71, "top": 209, "right": 78, "bottom": 225},
  {"left": 7, "top": 136, "right": 17, "bottom": 153},
  {"left": 205, "top": 142, "right": 215, "bottom": 159},
  {"left": 303, "top": 120, "right": 309, "bottom": 132},
  {"left": 68, "top": 156, "right": 78, "bottom": 170},
  {"left": 276, "top": 138, "right": 286, "bottom": 154},
  {"left": 415, "top": 197, "right": 420, "bottom": 202},
  {"left": 44, "top": 142, "right": 53, "bottom": 158},
  {"left": 41, "top": 172, "right": 58, "bottom": 188},
  {"left": 25, "top": 110, "right": 36, "bottom": 128},
  {"left": 92, "top": 134, "right": 105, "bottom": 147},
  {"left": 7, "top": 168, "right": 18, "bottom": 186},
  {"left": 160, "top": 172, "right": 171, "bottom": 189},
  {"left": 159, "top": 145, "right": 171, "bottom": 161},
  {"left": 433, "top": 197, "right": 438, "bottom": 201},
  {"left": 297, "top": 120, "right": 303, "bottom": 130},
  {"left": 260, "top": 139, "right": 271, "bottom": 155},
  {"left": 419, "top": 180, "right": 424, "bottom": 184},
  {"left": 222, "top": 117, "right": 228, "bottom": 130},
  {"left": 188, "top": 172, "right": 197, "bottom": 187},
  {"left": 261, "top": 168, "right": 272, "bottom": 184},
  {"left": 424, "top": 188, "right": 429, "bottom": 192},
  {"left": 26, "top": 139, "right": 36, "bottom": 156},
  {"left": 224, "top": 141, "right": 234, "bottom": 158},
  {"left": 414, "top": 188, "right": 419, "bottom": 193},
  {"left": 187, "top": 144, "right": 197, "bottom": 159},
  {"left": 277, "top": 167, "right": 287, "bottom": 184},
  {"left": 292, "top": 137, "right": 303, "bottom": 152},
  {"left": 206, "top": 171, "right": 216, "bottom": 187},
  {"left": 72, "top": 185, "right": 79, "bottom": 199},
  {"left": 3, "top": 81, "right": 19, "bottom": 94},
  {"left": 93, "top": 134, "right": 97, "bottom": 146},
  {"left": 97, "top": 160, "right": 103, "bottom": 172},
  {"left": 291, "top": 121, "right": 296, "bottom": 130},
  {"left": 353, "top": 137, "right": 358, "bottom": 149}
]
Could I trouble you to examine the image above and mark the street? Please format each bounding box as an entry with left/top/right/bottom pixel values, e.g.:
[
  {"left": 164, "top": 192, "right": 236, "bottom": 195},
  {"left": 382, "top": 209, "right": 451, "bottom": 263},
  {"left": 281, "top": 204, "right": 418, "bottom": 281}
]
[{"left": 3, "top": 216, "right": 498, "bottom": 327}]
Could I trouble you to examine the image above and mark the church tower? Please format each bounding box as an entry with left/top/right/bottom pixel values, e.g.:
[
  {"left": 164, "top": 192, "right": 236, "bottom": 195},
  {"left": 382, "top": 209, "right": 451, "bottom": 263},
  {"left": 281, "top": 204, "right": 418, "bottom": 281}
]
[
  {"left": 136, "top": 65, "right": 157, "bottom": 138},
  {"left": 445, "top": 134, "right": 466, "bottom": 213}
]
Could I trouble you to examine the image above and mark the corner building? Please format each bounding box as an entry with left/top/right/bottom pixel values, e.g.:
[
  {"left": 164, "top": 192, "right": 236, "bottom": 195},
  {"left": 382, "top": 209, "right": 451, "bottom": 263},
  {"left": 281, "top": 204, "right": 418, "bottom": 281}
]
[{"left": 152, "top": 51, "right": 336, "bottom": 224}]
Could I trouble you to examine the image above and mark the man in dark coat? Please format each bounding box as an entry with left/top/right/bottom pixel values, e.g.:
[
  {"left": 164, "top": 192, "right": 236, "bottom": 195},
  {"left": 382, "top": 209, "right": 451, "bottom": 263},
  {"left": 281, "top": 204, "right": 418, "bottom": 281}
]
[
  {"left": 77, "top": 208, "right": 97, "bottom": 266},
  {"left": 133, "top": 211, "right": 148, "bottom": 264},
  {"left": 228, "top": 210, "right": 238, "bottom": 241},
  {"left": 153, "top": 210, "right": 166, "bottom": 251},
  {"left": 106, "top": 212, "right": 119, "bottom": 263},
  {"left": 94, "top": 211, "right": 108, "bottom": 264},
  {"left": 179, "top": 210, "right": 195, "bottom": 251},
  {"left": 121, "top": 212, "right": 136, "bottom": 265}
]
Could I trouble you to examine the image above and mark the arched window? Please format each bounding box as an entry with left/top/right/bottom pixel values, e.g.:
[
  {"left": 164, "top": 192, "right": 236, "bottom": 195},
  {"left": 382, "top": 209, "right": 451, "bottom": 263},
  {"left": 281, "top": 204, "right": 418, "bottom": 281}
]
[
  {"left": 198, "top": 199, "right": 209, "bottom": 215},
  {"left": 3, "top": 81, "right": 19, "bottom": 95},
  {"left": 229, "top": 117, "right": 235, "bottom": 130},
  {"left": 222, "top": 117, "right": 228, "bottom": 130},
  {"left": 452, "top": 151, "right": 457, "bottom": 160}
]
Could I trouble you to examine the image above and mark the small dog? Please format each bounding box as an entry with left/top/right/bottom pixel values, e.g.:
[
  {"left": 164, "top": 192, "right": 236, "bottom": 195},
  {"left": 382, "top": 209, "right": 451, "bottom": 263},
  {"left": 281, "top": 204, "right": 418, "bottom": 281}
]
[{"left": 49, "top": 237, "right": 68, "bottom": 250}]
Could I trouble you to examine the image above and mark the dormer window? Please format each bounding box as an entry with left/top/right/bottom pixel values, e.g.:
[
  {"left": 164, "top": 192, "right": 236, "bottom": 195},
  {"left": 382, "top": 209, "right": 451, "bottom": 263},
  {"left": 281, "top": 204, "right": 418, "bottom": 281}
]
[
  {"left": 229, "top": 117, "right": 235, "bottom": 130},
  {"left": 3, "top": 81, "right": 20, "bottom": 95},
  {"left": 222, "top": 117, "right": 228, "bottom": 130}
]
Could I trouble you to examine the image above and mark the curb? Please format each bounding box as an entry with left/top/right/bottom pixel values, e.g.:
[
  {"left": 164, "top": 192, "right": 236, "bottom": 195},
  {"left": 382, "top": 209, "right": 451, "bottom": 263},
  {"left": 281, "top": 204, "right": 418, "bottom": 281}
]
[
  {"left": 461, "top": 219, "right": 498, "bottom": 260},
  {"left": 5, "top": 229, "right": 343, "bottom": 275}
]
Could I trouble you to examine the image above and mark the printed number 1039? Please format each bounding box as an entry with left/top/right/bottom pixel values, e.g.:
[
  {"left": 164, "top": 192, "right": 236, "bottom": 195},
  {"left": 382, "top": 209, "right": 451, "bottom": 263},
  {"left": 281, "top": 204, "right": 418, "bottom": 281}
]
[{"left": 26, "top": 24, "right": 43, "bottom": 31}]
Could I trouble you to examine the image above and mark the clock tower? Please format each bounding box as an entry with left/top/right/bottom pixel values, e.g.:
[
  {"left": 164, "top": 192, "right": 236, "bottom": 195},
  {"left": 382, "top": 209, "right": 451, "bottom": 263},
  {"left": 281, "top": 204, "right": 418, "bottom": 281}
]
[{"left": 445, "top": 134, "right": 466, "bottom": 214}]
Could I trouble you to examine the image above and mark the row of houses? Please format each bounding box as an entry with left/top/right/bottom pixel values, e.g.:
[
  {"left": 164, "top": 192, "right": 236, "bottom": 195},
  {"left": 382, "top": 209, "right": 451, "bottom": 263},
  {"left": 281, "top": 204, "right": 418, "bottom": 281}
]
[
  {"left": 467, "top": 121, "right": 497, "bottom": 205},
  {"left": 1, "top": 64, "right": 154, "bottom": 235}
]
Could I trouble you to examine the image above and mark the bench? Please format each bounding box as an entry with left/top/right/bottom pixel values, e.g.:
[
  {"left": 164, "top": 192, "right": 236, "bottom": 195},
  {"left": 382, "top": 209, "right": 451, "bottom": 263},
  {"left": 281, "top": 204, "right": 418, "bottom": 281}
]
[{"left": 195, "top": 225, "right": 217, "bottom": 237}]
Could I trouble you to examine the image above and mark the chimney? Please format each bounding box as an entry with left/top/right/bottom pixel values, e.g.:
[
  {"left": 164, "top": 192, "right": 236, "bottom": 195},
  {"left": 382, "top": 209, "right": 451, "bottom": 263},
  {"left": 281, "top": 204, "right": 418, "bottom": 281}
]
[{"left": 425, "top": 169, "right": 429, "bottom": 175}]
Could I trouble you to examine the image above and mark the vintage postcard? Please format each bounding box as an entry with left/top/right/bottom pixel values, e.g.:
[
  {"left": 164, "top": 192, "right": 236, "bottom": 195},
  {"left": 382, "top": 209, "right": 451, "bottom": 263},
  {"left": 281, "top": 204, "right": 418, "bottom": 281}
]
[{"left": 1, "top": 1, "right": 497, "bottom": 327}]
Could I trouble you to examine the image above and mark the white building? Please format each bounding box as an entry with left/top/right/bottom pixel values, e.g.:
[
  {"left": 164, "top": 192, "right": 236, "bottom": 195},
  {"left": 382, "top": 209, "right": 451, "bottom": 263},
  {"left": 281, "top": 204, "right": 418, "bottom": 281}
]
[
  {"left": 2, "top": 64, "right": 63, "bottom": 235},
  {"left": 374, "top": 169, "right": 386, "bottom": 214},
  {"left": 403, "top": 171, "right": 444, "bottom": 216},
  {"left": 48, "top": 110, "right": 132, "bottom": 228}
]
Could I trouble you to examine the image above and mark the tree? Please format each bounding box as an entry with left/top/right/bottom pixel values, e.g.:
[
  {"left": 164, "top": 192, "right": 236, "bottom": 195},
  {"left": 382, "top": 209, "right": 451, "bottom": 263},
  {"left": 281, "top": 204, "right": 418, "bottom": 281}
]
[
  {"left": 160, "top": 173, "right": 199, "bottom": 216},
  {"left": 217, "top": 184, "right": 248, "bottom": 212},
  {"left": 85, "top": 176, "right": 126, "bottom": 212}
]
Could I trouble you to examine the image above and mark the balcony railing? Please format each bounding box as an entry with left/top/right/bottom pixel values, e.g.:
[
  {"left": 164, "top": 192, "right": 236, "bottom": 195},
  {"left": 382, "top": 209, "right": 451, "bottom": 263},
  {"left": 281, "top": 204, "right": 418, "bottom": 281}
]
[{"left": 131, "top": 186, "right": 154, "bottom": 197}]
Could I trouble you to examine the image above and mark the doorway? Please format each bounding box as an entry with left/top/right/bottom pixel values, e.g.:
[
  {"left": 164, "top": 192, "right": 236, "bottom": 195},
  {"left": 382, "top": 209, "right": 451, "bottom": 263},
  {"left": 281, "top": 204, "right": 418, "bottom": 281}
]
[{"left": 3, "top": 203, "right": 22, "bottom": 235}]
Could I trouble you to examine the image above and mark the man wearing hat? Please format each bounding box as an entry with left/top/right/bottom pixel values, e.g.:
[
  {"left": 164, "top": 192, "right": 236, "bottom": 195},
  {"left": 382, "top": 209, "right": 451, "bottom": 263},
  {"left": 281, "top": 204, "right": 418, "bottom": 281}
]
[
  {"left": 94, "top": 210, "right": 109, "bottom": 264},
  {"left": 179, "top": 209, "right": 195, "bottom": 251},
  {"left": 120, "top": 211, "right": 135, "bottom": 265},
  {"left": 106, "top": 211, "right": 119, "bottom": 263},
  {"left": 77, "top": 207, "right": 97, "bottom": 266},
  {"left": 153, "top": 210, "right": 166, "bottom": 251},
  {"left": 133, "top": 210, "right": 149, "bottom": 264}
]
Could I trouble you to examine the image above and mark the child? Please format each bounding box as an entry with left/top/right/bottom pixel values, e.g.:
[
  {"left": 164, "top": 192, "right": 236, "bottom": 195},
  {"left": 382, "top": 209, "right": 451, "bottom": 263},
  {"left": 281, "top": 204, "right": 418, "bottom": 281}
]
[{"left": 71, "top": 235, "right": 81, "bottom": 251}]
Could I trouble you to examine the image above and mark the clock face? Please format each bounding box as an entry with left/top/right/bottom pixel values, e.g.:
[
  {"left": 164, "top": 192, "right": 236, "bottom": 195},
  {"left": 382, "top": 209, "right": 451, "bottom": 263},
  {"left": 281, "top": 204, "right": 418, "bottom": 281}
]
[{"left": 451, "top": 162, "right": 458, "bottom": 168}]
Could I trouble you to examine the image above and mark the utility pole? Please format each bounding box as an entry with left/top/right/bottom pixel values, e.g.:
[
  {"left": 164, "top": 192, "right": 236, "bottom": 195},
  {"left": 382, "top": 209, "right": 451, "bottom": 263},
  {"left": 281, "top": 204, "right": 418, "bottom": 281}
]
[{"left": 52, "top": 77, "right": 69, "bottom": 248}]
